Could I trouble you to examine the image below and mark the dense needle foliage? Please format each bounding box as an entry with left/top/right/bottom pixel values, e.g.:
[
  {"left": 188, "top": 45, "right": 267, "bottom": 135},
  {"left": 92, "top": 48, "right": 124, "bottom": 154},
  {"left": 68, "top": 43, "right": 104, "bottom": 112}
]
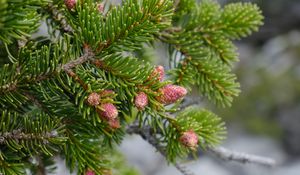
[{"left": 0, "top": 0, "right": 263, "bottom": 174}]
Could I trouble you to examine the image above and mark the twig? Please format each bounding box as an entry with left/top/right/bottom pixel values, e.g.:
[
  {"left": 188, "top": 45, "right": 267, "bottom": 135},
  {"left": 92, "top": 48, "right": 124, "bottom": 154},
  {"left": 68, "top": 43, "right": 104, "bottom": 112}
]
[
  {"left": 127, "top": 123, "right": 276, "bottom": 174},
  {"left": 207, "top": 146, "right": 276, "bottom": 167},
  {"left": 126, "top": 124, "right": 196, "bottom": 175},
  {"left": 0, "top": 129, "right": 58, "bottom": 144},
  {"left": 62, "top": 46, "right": 94, "bottom": 73},
  {"left": 47, "top": 3, "right": 74, "bottom": 33}
]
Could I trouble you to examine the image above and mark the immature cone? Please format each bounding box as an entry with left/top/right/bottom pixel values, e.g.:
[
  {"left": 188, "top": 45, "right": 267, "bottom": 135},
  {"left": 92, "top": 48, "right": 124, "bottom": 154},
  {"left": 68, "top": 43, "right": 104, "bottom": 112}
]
[
  {"left": 157, "top": 84, "right": 187, "bottom": 104},
  {"left": 97, "top": 2, "right": 105, "bottom": 13},
  {"left": 99, "top": 103, "right": 118, "bottom": 120},
  {"left": 151, "top": 65, "right": 165, "bottom": 81},
  {"left": 134, "top": 92, "right": 148, "bottom": 110},
  {"left": 179, "top": 130, "right": 199, "bottom": 150},
  {"left": 64, "top": 0, "right": 77, "bottom": 10},
  {"left": 108, "top": 118, "right": 121, "bottom": 129},
  {"left": 87, "top": 92, "right": 100, "bottom": 106},
  {"left": 85, "top": 169, "right": 95, "bottom": 175}
]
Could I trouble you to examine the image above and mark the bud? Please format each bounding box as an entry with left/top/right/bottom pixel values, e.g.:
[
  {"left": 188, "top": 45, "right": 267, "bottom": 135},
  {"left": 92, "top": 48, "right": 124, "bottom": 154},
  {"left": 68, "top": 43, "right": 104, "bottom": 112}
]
[
  {"left": 151, "top": 65, "right": 165, "bottom": 81},
  {"left": 97, "top": 2, "right": 105, "bottom": 13},
  {"left": 85, "top": 169, "right": 95, "bottom": 175},
  {"left": 87, "top": 92, "right": 100, "bottom": 106},
  {"left": 64, "top": 0, "right": 77, "bottom": 10},
  {"left": 179, "top": 130, "right": 198, "bottom": 150},
  {"left": 108, "top": 118, "right": 120, "bottom": 129},
  {"left": 157, "top": 84, "right": 187, "bottom": 104},
  {"left": 98, "top": 103, "right": 118, "bottom": 120},
  {"left": 134, "top": 92, "right": 148, "bottom": 110}
]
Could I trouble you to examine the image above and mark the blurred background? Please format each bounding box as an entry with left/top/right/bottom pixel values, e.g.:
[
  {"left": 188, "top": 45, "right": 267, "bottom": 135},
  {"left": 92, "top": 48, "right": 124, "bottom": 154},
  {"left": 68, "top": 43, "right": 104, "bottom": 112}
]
[{"left": 119, "top": 0, "right": 300, "bottom": 174}]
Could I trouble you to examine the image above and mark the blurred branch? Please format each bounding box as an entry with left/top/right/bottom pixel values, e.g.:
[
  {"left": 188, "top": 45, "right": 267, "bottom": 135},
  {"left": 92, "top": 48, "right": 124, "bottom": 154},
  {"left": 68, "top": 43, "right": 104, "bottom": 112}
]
[
  {"left": 207, "top": 146, "right": 276, "bottom": 167},
  {"left": 126, "top": 123, "right": 196, "bottom": 175}
]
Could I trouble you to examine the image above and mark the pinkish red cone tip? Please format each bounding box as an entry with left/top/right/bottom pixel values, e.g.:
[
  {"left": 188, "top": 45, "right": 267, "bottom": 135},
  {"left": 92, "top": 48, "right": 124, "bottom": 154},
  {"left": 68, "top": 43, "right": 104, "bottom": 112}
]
[
  {"left": 157, "top": 84, "right": 187, "bottom": 104},
  {"left": 154, "top": 65, "right": 165, "bottom": 81},
  {"left": 98, "top": 103, "right": 118, "bottom": 120},
  {"left": 97, "top": 3, "right": 105, "bottom": 13},
  {"left": 64, "top": 0, "right": 77, "bottom": 10},
  {"left": 179, "top": 130, "right": 199, "bottom": 150},
  {"left": 134, "top": 92, "right": 148, "bottom": 110}
]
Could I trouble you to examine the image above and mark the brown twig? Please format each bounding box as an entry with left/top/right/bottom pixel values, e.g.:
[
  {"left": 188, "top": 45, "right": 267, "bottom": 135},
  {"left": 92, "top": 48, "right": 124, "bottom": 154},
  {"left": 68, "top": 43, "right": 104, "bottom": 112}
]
[{"left": 0, "top": 129, "right": 58, "bottom": 144}]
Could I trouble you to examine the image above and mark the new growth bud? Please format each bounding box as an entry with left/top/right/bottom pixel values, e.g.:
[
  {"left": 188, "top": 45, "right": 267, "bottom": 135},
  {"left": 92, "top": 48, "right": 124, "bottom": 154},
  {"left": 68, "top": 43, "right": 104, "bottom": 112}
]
[
  {"left": 157, "top": 84, "right": 187, "bottom": 104},
  {"left": 108, "top": 118, "right": 121, "bottom": 129},
  {"left": 98, "top": 103, "right": 118, "bottom": 120},
  {"left": 151, "top": 65, "right": 165, "bottom": 81},
  {"left": 87, "top": 92, "right": 100, "bottom": 106},
  {"left": 134, "top": 92, "right": 148, "bottom": 110},
  {"left": 97, "top": 2, "right": 105, "bottom": 13},
  {"left": 85, "top": 169, "right": 95, "bottom": 175},
  {"left": 64, "top": 0, "right": 77, "bottom": 10},
  {"left": 179, "top": 130, "right": 199, "bottom": 150}
]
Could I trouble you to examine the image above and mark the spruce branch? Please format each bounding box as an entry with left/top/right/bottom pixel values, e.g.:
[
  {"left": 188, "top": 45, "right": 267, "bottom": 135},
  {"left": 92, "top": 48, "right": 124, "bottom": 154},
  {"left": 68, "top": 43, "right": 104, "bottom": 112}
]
[
  {"left": 126, "top": 123, "right": 196, "bottom": 175},
  {"left": 207, "top": 146, "right": 276, "bottom": 167},
  {"left": 127, "top": 124, "right": 276, "bottom": 171},
  {"left": 0, "top": 44, "right": 94, "bottom": 95}
]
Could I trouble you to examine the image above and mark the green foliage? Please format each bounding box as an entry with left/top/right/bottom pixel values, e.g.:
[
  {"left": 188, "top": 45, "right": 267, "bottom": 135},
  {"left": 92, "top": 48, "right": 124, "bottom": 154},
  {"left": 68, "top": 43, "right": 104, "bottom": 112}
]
[
  {"left": 165, "top": 107, "right": 226, "bottom": 162},
  {"left": 165, "top": 0, "right": 263, "bottom": 107},
  {"left": 0, "top": 0, "right": 263, "bottom": 174},
  {"left": 0, "top": 0, "right": 49, "bottom": 44},
  {"left": 221, "top": 2, "right": 264, "bottom": 39},
  {"left": 0, "top": 110, "right": 66, "bottom": 155}
]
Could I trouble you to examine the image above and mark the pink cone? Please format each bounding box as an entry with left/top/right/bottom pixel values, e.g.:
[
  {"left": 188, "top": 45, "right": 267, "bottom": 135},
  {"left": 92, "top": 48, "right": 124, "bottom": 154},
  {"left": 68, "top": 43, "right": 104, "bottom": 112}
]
[
  {"left": 151, "top": 65, "right": 165, "bottom": 82},
  {"left": 99, "top": 103, "right": 118, "bottom": 120},
  {"left": 134, "top": 92, "right": 148, "bottom": 110},
  {"left": 97, "top": 3, "right": 105, "bottom": 13},
  {"left": 157, "top": 84, "right": 187, "bottom": 104},
  {"left": 179, "top": 130, "right": 199, "bottom": 150},
  {"left": 64, "top": 0, "right": 76, "bottom": 10},
  {"left": 87, "top": 92, "right": 100, "bottom": 106},
  {"left": 85, "top": 169, "right": 95, "bottom": 175}
]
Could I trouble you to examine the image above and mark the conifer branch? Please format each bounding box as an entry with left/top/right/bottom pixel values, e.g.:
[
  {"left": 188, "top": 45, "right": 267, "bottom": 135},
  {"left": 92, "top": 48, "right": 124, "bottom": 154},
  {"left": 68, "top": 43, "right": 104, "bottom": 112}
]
[
  {"left": 0, "top": 46, "right": 94, "bottom": 95},
  {"left": 127, "top": 123, "right": 196, "bottom": 175},
  {"left": 127, "top": 124, "right": 276, "bottom": 170},
  {"left": 207, "top": 146, "right": 276, "bottom": 167}
]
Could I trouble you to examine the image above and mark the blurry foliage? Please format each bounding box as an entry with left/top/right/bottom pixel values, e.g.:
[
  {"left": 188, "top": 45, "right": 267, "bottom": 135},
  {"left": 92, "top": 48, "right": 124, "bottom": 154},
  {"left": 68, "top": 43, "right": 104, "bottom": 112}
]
[{"left": 216, "top": 31, "right": 300, "bottom": 139}]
